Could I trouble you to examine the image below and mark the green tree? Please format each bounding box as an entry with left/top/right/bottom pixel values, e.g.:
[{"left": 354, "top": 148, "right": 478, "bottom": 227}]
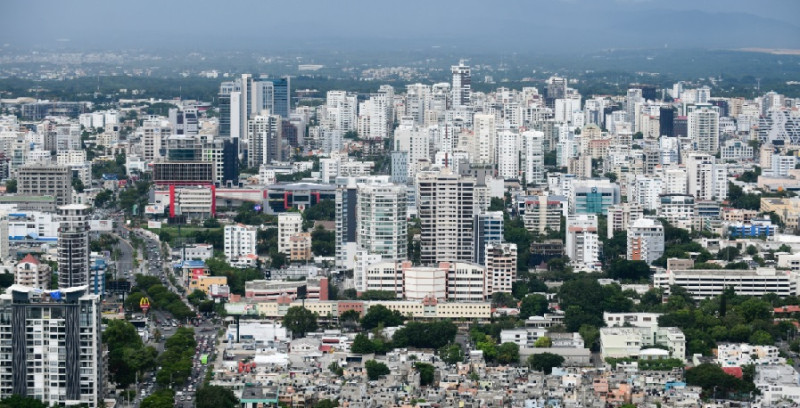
[
  {"left": 328, "top": 362, "right": 344, "bottom": 377},
  {"left": 365, "top": 359, "right": 390, "bottom": 380},
  {"left": 311, "top": 226, "right": 335, "bottom": 256},
  {"left": 0, "top": 395, "right": 49, "bottom": 408},
  {"left": 685, "top": 363, "right": 747, "bottom": 398},
  {"left": 283, "top": 306, "right": 318, "bottom": 338},
  {"left": 392, "top": 320, "right": 457, "bottom": 350},
  {"left": 579, "top": 324, "right": 600, "bottom": 351},
  {"left": 4, "top": 179, "right": 16, "bottom": 193},
  {"left": 491, "top": 292, "right": 517, "bottom": 308},
  {"left": 314, "top": 399, "right": 340, "bottom": 408},
  {"left": 489, "top": 197, "right": 505, "bottom": 212},
  {"left": 749, "top": 330, "right": 774, "bottom": 345},
  {"left": 438, "top": 343, "right": 464, "bottom": 365},
  {"left": 187, "top": 289, "right": 207, "bottom": 306},
  {"left": 361, "top": 304, "right": 405, "bottom": 330},
  {"left": 527, "top": 353, "right": 565, "bottom": 375},
  {"left": 534, "top": 336, "right": 552, "bottom": 348},
  {"left": 141, "top": 390, "right": 175, "bottom": 408},
  {"left": 519, "top": 294, "right": 549, "bottom": 319},
  {"left": 607, "top": 260, "right": 652, "bottom": 281},
  {"left": 350, "top": 333, "right": 375, "bottom": 354},
  {"left": 196, "top": 385, "right": 239, "bottom": 408},
  {"left": 203, "top": 218, "right": 221, "bottom": 228},
  {"left": 414, "top": 362, "right": 435, "bottom": 386},
  {"left": 72, "top": 177, "right": 85, "bottom": 193},
  {"left": 497, "top": 342, "right": 520, "bottom": 364}
]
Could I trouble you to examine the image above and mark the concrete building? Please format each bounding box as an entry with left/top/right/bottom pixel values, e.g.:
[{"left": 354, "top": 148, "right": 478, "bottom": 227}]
[
  {"left": 658, "top": 194, "right": 695, "bottom": 228},
  {"left": 224, "top": 224, "right": 257, "bottom": 263},
  {"left": 600, "top": 326, "right": 686, "bottom": 362},
  {"left": 404, "top": 266, "right": 448, "bottom": 300},
  {"left": 57, "top": 204, "right": 90, "bottom": 289},
  {"left": 245, "top": 277, "right": 329, "bottom": 301},
  {"left": 570, "top": 179, "right": 620, "bottom": 215},
  {"left": 417, "top": 169, "right": 475, "bottom": 265},
  {"left": 0, "top": 285, "right": 103, "bottom": 407},
  {"left": 607, "top": 203, "right": 643, "bottom": 239},
  {"left": 357, "top": 183, "right": 407, "bottom": 261},
  {"left": 565, "top": 214, "right": 600, "bottom": 272},
  {"left": 522, "top": 195, "right": 564, "bottom": 234},
  {"left": 485, "top": 243, "right": 517, "bottom": 295},
  {"left": 603, "top": 312, "right": 662, "bottom": 328},
  {"left": 17, "top": 164, "right": 72, "bottom": 206},
  {"left": 496, "top": 130, "right": 519, "bottom": 179},
  {"left": 688, "top": 105, "right": 719, "bottom": 154},
  {"left": 15, "top": 254, "right": 50, "bottom": 290},
  {"left": 473, "top": 211, "right": 503, "bottom": 265},
  {"left": 654, "top": 268, "right": 795, "bottom": 299},
  {"left": 627, "top": 218, "right": 664, "bottom": 264},
  {"left": 718, "top": 344, "right": 782, "bottom": 368},
  {"left": 288, "top": 232, "right": 312, "bottom": 262},
  {"left": 278, "top": 213, "right": 303, "bottom": 255}
]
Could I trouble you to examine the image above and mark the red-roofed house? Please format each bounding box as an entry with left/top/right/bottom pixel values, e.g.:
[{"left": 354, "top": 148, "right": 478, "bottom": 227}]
[
  {"left": 722, "top": 367, "right": 743, "bottom": 379},
  {"left": 775, "top": 305, "right": 800, "bottom": 314},
  {"left": 15, "top": 254, "right": 51, "bottom": 290}
]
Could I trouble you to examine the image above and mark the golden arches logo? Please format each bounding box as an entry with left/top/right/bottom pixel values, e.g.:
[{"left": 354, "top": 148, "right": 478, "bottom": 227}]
[{"left": 139, "top": 297, "right": 151, "bottom": 312}]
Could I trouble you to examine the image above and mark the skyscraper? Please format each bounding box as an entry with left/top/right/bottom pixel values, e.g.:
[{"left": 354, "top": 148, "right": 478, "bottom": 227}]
[
  {"left": 356, "top": 183, "right": 407, "bottom": 261},
  {"left": 688, "top": 105, "right": 720, "bottom": 154},
  {"left": 659, "top": 107, "right": 675, "bottom": 137},
  {"left": 565, "top": 214, "right": 601, "bottom": 272},
  {"left": 417, "top": 168, "right": 475, "bottom": 265},
  {"left": 57, "top": 204, "right": 90, "bottom": 289},
  {"left": 627, "top": 218, "right": 664, "bottom": 265},
  {"left": 451, "top": 61, "right": 471, "bottom": 108},
  {"left": 0, "top": 285, "right": 103, "bottom": 407},
  {"left": 473, "top": 211, "right": 504, "bottom": 265},
  {"left": 17, "top": 164, "right": 72, "bottom": 206},
  {"left": 485, "top": 243, "right": 517, "bottom": 296},
  {"left": 247, "top": 113, "right": 283, "bottom": 167}
]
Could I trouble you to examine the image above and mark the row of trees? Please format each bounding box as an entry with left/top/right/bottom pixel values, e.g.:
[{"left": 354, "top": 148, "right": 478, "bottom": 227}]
[
  {"left": 156, "top": 328, "right": 196, "bottom": 387},
  {"left": 350, "top": 320, "right": 458, "bottom": 354},
  {"left": 104, "top": 320, "right": 158, "bottom": 388},
  {"left": 129, "top": 275, "right": 194, "bottom": 320}
]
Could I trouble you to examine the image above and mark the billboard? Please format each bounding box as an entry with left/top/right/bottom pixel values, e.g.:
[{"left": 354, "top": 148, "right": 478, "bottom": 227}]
[
  {"left": 147, "top": 220, "right": 162, "bottom": 229},
  {"left": 191, "top": 268, "right": 206, "bottom": 279},
  {"left": 89, "top": 220, "right": 113, "bottom": 232},
  {"left": 145, "top": 205, "right": 164, "bottom": 215}
]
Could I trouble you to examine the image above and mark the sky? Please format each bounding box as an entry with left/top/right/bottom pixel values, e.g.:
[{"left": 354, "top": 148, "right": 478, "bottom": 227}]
[{"left": 2, "top": 0, "right": 800, "bottom": 53}]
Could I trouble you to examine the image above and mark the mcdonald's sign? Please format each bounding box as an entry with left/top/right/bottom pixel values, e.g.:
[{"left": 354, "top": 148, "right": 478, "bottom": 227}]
[{"left": 139, "top": 297, "right": 151, "bottom": 313}]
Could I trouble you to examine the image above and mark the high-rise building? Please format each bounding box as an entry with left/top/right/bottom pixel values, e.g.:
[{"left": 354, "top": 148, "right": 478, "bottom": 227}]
[
  {"left": 18, "top": 164, "right": 72, "bottom": 206},
  {"left": 0, "top": 285, "right": 103, "bottom": 407},
  {"left": 57, "top": 204, "right": 90, "bottom": 289},
  {"left": 451, "top": 61, "right": 471, "bottom": 108},
  {"left": 607, "top": 203, "right": 644, "bottom": 239},
  {"left": 473, "top": 211, "right": 504, "bottom": 265},
  {"left": 168, "top": 107, "right": 199, "bottom": 136},
  {"left": 224, "top": 224, "right": 257, "bottom": 262},
  {"left": 570, "top": 179, "right": 621, "bottom": 215},
  {"left": 627, "top": 218, "right": 664, "bottom": 265},
  {"left": 278, "top": 213, "right": 303, "bottom": 255},
  {"left": 247, "top": 112, "right": 283, "bottom": 167},
  {"left": 417, "top": 168, "right": 475, "bottom": 265},
  {"left": 473, "top": 114, "right": 496, "bottom": 166},
  {"left": 485, "top": 243, "right": 517, "bottom": 296},
  {"left": 522, "top": 195, "right": 564, "bottom": 234},
  {"left": 0, "top": 214, "right": 7, "bottom": 263},
  {"left": 521, "top": 130, "right": 545, "bottom": 185},
  {"left": 659, "top": 107, "right": 675, "bottom": 137},
  {"left": 688, "top": 105, "right": 720, "bottom": 154},
  {"left": 496, "top": 130, "right": 519, "bottom": 179},
  {"left": 565, "top": 214, "right": 601, "bottom": 272},
  {"left": 357, "top": 183, "right": 407, "bottom": 261}
]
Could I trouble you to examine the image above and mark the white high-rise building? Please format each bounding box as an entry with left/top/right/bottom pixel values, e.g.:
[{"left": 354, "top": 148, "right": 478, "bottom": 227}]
[
  {"left": 0, "top": 285, "right": 103, "bottom": 407},
  {"left": 417, "top": 168, "right": 475, "bottom": 265},
  {"left": 278, "top": 213, "right": 303, "bottom": 255},
  {"left": 247, "top": 113, "right": 282, "bottom": 167},
  {"left": 405, "top": 83, "right": 430, "bottom": 125},
  {"left": 661, "top": 166, "right": 688, "bottom": 195},
  {"left": 688, "top": 106, "right": 720, "bottom": 154},
  {"left": 627, "top": 218, "right": 664, "bottom": 265},
  {"left": 485, "top": 243, "right": 517, "bottom": 296},
  {"left": 496, "top": 130, "right": 519, "bottom": 179},
  {"left": 607, "top": 203, "right": 644, "bottom": 239},
  {"left": 686, "top": 153, "right": 727, "bottom": 201},
  {"left": 628, "top": 176, "right": 664, "bottom": 211},
  {"left": 224, "top": 224, "right": 257, "bottom": 261},
  {"left": 325, "top": 91, "right": 358, "bottom": 132},
  {"left": 394, "top": 118, "right": 430, "bottom": 181},
  {"left": 57, "top": 204, "right": 90, "bottom": 289},
  {"left": 473, "top": 113, "right": 496, "bottom": 165},
  {"left": 357, "top": 183, "right": 407, "bottom": 261},
  {"left": 521, "top": 130, "right": 545, "bottom": 185},
  {"left": 451, "top": 61, "right": 471, "bottom": 108},
  {"left": 565, "top": 214, "right": 600, "bottom": 272}
]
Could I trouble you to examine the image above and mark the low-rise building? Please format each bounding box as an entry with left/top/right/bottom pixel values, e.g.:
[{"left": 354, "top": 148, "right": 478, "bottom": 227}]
[
  {"left": 654, "top": 268, "right": 796, "bottom": 299},
  {"left": 14, "top": 254, "right": 50, "bottom": 290},
  {"left": 717, "top": 343, "right": 783, "bottom": 367},
  {"left": 600, "top": 326, "right": 686, "bottom": 362},
  {"left": 245, "top": 277, "right": 329, "bottom": 301},
  {"left": 190, "top": 275, "right": 228, "bottom": 295}
]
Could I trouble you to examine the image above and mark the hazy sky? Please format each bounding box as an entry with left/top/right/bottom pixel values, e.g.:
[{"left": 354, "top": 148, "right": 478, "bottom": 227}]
[{"left": 3, "top": 0, "right": 800, "bottom": 52}]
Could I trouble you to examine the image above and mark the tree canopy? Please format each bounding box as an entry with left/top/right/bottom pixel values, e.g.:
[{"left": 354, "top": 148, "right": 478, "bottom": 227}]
[{"left": 283, "top": 306, "right": 318, "bottom": 338}]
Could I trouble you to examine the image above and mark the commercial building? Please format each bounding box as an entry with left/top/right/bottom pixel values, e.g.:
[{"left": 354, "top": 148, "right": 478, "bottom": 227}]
[
  {"left": 189, "top": 275, "right": 229, "bottom": 295},
  {"left": 654, "top": 268, "right": 795, "bottom": 299},
  {"left": 688, "top": 105, "right": 720, "bottom": 154},
  {"left": 657, "top": 194, "right": 695, "bottom": 228},
  {"left": 626, "top": 218, "right": 664, "bottom": 264},
  {"left": 17, "top": 164, "right": 72, "bottom": 206},
  {"left": 0, "top": 285, "right": 103, "bottom": 407},
  {"left": 417, "top": 169, "right": 475, "bottom": 265},
  {"left": 152, "top": 162, "right": 215, "bottom": 186},
  {"left": 224, "top": 224, "right": 257, "bottom": 263},
  {"left": 287, "top": 232, "right": 312, "bottom": 262},
  {"left": 363, "top": 261, "right": 486, "bottom": 301},
  {"left": 57, "top": 205, "right": 90, "bottom": 289},
  {"left": 570, "top": 179, "right": 620, "bottom": 215},
  {"left": 245, "top": 277, "right": 329, "bottom": 301}
]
